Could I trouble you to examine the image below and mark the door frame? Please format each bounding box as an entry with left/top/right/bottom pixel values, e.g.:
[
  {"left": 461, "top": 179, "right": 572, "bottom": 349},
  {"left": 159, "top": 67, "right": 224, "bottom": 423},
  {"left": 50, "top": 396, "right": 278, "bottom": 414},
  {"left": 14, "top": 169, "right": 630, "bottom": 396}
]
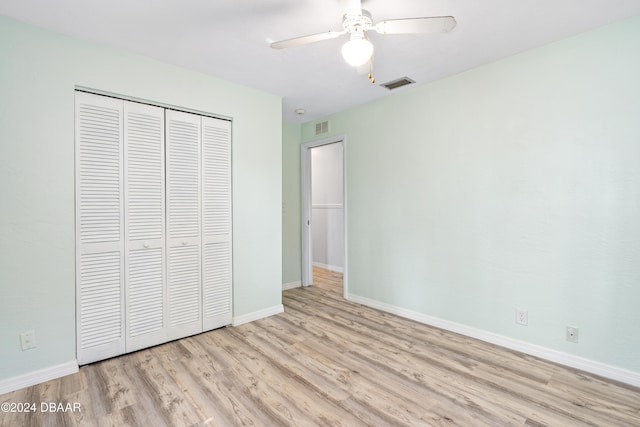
[{"left": 300, "top": 135, "right": 347, "bottom": 298}]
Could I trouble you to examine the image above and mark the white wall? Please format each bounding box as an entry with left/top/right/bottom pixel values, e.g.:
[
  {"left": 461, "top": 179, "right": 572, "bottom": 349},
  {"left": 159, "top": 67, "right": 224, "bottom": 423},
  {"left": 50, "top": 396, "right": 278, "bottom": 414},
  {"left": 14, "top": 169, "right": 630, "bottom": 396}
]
[
  {"left": 0, "top": 16, "right": 282, "bottom": 387},
  {"left": 311, "top": 143, "right": 344, "bottom": 272},
  {"left": 299, "top": 16, "right": 640, "bottom": 380}
]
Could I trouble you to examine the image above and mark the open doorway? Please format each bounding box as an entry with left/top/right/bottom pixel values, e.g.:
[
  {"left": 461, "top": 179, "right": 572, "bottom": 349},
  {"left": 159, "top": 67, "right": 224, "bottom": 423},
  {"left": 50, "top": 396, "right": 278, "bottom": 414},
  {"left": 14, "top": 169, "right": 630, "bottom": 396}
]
[{"left": 301, "top": 136, "right": 346, "bottom": 297}]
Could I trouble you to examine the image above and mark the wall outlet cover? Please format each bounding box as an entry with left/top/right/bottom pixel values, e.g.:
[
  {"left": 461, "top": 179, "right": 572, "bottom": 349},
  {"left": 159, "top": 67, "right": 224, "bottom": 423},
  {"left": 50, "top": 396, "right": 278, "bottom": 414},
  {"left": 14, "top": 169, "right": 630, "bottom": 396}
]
[
  {"left": 20, "top": 331, "right": 37, "bottom": 351},
  {"left": 515, "top": 309, "right": 528, "bottom": 326},
  {"left": 566, "top": 326, "right": 579, "bottom": 343}
]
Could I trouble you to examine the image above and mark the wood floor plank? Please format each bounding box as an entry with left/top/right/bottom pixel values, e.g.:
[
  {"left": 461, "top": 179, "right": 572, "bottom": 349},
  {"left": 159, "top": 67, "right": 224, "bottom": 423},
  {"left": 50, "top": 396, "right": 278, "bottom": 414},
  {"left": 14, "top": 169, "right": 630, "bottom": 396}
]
[
  {"left": 285, "top": 292, "right": 614, "bottom": 425},
  {"left": 177, "top": 359, "right": 268, "bottom": 426},
  {"left": 2, "top": 267, "right": 639, "bottom": 426},
  {"left": 201, "top": 326, "right": 344, "bottom": 426},
  {"left": 229, "top": 325, "right": 354, "bottom": 402},
  {"left": 244, "top": 320, "right": 433, "bottom": 426},
  {"left": 290, "top": 285, "right": 558, "bottom": 385},
  {"left": 293, "top": 336, "right": 495, "bottom": 427},
  {"left": 281, "top": 302, "right": 529, "bottom": 425}
]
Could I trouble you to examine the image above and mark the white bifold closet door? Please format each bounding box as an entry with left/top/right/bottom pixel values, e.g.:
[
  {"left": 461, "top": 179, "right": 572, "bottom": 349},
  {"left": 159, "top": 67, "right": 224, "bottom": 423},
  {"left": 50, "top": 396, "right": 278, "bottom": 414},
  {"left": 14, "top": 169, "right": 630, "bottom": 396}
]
[
  {"left": 76, "top": 92, "right": 232, "bottom": 366},
  {"left": 75, "top": 92, "right": 126, "bottom": 365},
  {"left": 201, "top": 116, "right": 232, "bottom": 330},
  {"left": 123, "top": 101, "right": 166, "bottom": 353},
  {"left": 165, "top": 110, "right": 203, "bottom": 340}
]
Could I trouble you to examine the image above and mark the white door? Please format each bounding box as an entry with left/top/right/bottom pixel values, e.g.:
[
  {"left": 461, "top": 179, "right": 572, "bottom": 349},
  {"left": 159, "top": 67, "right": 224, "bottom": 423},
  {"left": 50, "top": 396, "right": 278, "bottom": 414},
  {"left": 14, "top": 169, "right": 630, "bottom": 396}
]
[
  {"left": 165, "top": 110, "right": 203, "bottom": 340},
  {"left": 75, "top": 92, "right": 126, "bottom": 365},
  {"left": 123, "top": 101, "right": 167, "bottom": 352},
  {"left": 201, "top": 116, "right": 233, "bottom": 330}
]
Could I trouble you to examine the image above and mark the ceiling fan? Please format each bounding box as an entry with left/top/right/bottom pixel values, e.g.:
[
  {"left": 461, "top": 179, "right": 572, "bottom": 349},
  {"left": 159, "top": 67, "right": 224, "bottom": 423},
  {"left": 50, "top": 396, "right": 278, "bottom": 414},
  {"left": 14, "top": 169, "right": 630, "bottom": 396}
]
[{"left": 270, "top": 0, "right": 456, "bottom": 70}]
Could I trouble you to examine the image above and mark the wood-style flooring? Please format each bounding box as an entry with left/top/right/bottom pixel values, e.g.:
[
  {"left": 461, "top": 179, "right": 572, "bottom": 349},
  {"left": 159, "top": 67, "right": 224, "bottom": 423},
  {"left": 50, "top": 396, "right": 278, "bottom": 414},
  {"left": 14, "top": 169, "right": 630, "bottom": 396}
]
[
  {"left": 312, "top": 266, "right": 343, "bottom": 294},
  {"left": 2, "top": 268, "right": 639, "bottom": 426}
]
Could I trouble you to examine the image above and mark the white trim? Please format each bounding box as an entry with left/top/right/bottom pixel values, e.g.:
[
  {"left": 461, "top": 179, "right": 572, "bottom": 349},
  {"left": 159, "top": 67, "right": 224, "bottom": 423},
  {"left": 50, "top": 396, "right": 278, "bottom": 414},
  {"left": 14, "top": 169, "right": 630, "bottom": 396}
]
[
  {"left": 75, "top": 86, "right": 232, "bottom": 122},
  {"left": 0, "top": 361, "right": 79, "bottom": 395},
  {"left": 300, "top": 143, "right": 312, "bottom": 286},
  {"left": 312, "top": 203, "right": 344, "bottom": 209},
  {"left": 342, "top": 139, "right": 349, "bottom": 300},
  {"left": 347, "top": 293, "right": 640, "bottom": 388},
  {"left": 282, "top": 281, "right": 302, "bottom": 291},
  {"left": 232, "top": 304, "right": 284, "bottom": 326},
  {"left": 312, "top": 262, "right": 344, "bottom": 273}
]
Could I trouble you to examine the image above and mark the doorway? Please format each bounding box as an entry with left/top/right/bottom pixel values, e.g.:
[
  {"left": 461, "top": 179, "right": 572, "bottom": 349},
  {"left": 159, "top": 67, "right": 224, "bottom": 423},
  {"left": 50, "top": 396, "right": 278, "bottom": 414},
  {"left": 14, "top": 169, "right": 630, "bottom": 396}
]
[{"left": 301, "top": 136, "right": 346, "bottom": 297}]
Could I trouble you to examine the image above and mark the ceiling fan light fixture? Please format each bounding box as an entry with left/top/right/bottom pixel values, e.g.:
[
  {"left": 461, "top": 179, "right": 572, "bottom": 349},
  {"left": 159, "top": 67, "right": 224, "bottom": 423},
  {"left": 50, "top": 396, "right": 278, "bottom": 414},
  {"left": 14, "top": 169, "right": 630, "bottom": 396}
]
[{"left": 341, "top": 35, "right": 373, "bottom": 67}]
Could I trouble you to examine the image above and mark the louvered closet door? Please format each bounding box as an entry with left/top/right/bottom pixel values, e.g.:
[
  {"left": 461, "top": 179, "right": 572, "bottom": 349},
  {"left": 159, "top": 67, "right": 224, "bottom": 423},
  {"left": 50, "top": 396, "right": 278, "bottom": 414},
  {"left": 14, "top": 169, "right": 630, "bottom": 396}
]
[
  {"left": 202, "top": 117, "right": 232, "bottom": 330},
  {"left": 75, "top": 92, "right": 125, "bottom": 365},
  {"left": 123, "top": 101, "right": 167, "bottom": 352},
  {"left": 166, "top": 110, "right": 202, "bottom": 340}
]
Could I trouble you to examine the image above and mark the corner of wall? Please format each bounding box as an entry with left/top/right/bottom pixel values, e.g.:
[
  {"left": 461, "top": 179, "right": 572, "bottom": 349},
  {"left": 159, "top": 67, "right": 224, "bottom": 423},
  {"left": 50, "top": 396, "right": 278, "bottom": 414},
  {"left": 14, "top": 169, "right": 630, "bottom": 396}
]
[{"left": 233, "top": 304, "right": 284, "bottom": 326}]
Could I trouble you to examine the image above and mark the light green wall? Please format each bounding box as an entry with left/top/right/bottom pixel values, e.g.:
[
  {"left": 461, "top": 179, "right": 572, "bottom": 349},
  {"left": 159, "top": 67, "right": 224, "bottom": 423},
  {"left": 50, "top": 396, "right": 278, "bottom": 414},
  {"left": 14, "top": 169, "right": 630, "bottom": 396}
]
[
  {"left": 0, "top": 16, "right": 282, "bottom": 381},
  {"left": 282, "top": 121, "right": 302, "bottom": 284},
  {"left": 300, "top": 16, "right": 640, "bottom": 372}
]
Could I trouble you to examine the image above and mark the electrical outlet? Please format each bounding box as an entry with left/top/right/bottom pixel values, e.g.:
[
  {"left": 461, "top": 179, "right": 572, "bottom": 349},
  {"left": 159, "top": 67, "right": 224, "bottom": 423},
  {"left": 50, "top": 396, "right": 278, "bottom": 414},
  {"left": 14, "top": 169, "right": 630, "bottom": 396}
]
[
  {"left": 515, "top": 309, "right": 528, "bottom": 326},
  {"left": 20, "top": 331, "right": 37, "bottom": 351},
  {"left": 566, "top": 326, "right": 579, "bottom": 343}
]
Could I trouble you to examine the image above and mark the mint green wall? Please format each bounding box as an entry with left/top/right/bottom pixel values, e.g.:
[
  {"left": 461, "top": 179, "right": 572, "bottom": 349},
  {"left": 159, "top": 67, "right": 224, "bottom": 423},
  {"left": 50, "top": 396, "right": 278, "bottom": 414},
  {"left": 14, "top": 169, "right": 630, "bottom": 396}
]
[
  {"left": 282, "top": 121, "right": 302, "bottom": 284},
  {"left": 0, "top": 16, "right": 282, "bottom": 381},
  {"left": 300, "top": 17, "right": 640, "bottom": 372}
]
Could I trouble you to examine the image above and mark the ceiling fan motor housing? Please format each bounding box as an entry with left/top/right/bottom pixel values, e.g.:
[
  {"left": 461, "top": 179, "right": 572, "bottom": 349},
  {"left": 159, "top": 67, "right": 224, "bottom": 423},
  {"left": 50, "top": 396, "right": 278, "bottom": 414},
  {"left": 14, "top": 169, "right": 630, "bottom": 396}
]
[{"left": 342, "top": 9, "right": 373, "bottom": 36}]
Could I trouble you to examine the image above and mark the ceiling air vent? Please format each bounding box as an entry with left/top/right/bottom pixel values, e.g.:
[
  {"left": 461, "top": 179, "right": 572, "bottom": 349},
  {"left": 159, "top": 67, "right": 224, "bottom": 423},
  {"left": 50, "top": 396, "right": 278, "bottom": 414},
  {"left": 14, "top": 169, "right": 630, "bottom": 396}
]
[
  {"left": 381, "top": 77, "right": 415, "bottom": 90},
  {"left": 315, "top": 121, "right": 329, "bottom": 135}
]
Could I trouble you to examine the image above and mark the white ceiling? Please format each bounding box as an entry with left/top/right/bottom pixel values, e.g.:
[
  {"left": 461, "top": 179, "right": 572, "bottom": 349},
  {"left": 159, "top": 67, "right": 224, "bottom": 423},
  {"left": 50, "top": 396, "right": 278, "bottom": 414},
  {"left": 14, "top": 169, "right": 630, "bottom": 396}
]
[{"left": 2, "top": 0, "right": 640, "bottom": 122}]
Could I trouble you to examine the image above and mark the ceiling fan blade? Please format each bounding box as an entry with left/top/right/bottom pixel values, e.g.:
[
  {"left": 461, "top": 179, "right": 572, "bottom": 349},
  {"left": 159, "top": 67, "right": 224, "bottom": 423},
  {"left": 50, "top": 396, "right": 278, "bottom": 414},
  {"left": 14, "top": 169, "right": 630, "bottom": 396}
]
[
  {"left": 341, "top": 0, "right": 362, "bottom": 16},
  {"left": 375, "top": 16, "right": 456, "bottom": 35},
  {"left": 271, "top": 30, "right": 347, "bottom": 49}
]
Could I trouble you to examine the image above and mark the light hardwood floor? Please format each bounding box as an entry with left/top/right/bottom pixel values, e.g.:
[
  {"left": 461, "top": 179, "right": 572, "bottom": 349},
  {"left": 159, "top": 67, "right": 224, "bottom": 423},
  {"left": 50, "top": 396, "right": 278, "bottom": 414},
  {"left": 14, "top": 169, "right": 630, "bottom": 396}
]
[
  {"left": 313, "top": 266, "right": 343, "bottom": 294},
  {"left": 2, "top": 269, "right": 639, "bottom": 426}
]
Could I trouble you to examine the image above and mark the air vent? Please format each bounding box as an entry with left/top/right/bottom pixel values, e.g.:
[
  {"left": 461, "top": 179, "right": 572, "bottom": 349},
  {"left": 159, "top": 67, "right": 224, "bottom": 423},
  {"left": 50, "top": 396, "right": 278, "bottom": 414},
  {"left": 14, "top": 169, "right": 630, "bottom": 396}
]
[
  {"left": 381, "top": 77, "right": 415, "bottom": 90},
  {"left": 315, "top": 121, "right": 329, "bottom": 135}
]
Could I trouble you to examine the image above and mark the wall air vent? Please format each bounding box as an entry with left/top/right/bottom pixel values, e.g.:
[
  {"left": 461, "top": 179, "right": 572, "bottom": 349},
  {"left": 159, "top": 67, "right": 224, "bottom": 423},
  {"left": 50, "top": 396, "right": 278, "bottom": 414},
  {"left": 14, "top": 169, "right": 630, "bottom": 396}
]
[
  {"left": 315, "top": 121, "right": 329, "bottom": 135},
  {"left": 381, "top": 77, "right": 415, "bottom": 90}
]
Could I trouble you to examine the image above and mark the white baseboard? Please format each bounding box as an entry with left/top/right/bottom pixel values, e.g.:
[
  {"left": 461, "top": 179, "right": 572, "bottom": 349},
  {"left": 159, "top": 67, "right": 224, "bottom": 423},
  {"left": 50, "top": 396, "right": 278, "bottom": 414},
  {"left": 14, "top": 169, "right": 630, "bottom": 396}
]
[
  {"left": 283, "top": 281, "right": 301, "bottom": 291},
  {"left": 313, "top": 262, "right": 344, "bottom": 273},
  {"left": 0, "top": 360, "right": 79, "bottom": 396},
  {"left": 347, "top": 293, "right": 640, "bottom": 388},
  {"left": 232, "top": 304, "right": 284, "bottom": 326}
]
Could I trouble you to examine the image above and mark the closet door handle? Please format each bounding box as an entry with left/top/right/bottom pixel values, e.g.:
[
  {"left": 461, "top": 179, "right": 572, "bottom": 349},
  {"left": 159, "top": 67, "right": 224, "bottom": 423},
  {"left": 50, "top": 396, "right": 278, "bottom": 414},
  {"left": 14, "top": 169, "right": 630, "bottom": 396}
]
[
  {"left": 143, "top": 242, "right": 150, "bottom": 248},
  {"left": 182, "top": 241, "right": 188, "bottom": 246}
]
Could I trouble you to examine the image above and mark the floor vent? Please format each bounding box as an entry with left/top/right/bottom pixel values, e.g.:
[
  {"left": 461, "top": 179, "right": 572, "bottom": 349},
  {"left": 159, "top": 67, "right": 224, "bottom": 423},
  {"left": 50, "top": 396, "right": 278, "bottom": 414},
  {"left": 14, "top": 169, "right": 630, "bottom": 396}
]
[
  {"left": 315, "top": 121, "right": 329, "bottom": 135},
  {"left": 381, "top": 77, "right": 415, "bottom": 90}
]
